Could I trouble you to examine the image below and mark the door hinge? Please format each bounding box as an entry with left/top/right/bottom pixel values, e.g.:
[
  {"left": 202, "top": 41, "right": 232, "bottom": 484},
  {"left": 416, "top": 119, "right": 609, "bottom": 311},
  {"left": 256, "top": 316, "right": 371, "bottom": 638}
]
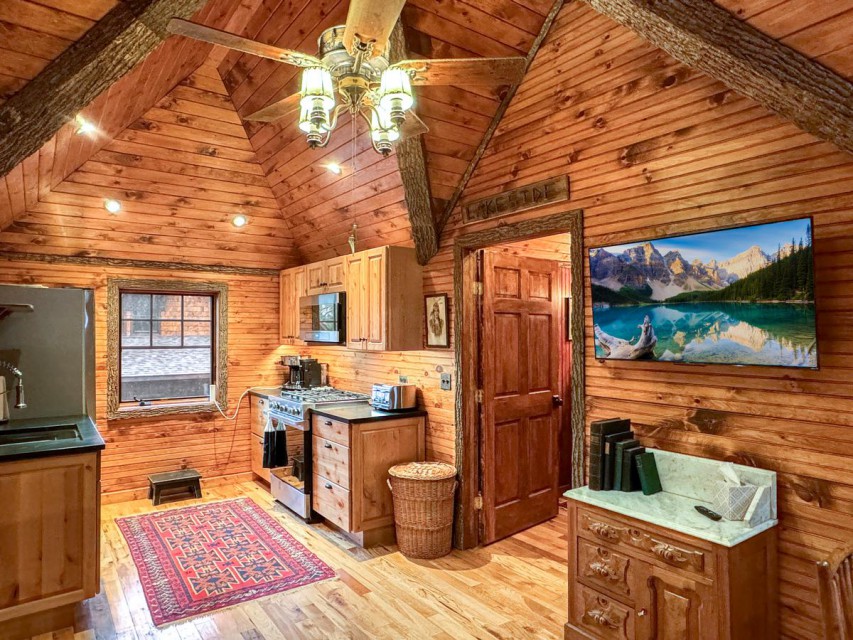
[
  {"left": 474, "top": 493, "right": 483, "bottom": 510},
  {"left": 475, "top": 389, "right": 484, "bottom": 403},
  {"left": 472, "top": 281, "right": 483, "bottom": 296}
]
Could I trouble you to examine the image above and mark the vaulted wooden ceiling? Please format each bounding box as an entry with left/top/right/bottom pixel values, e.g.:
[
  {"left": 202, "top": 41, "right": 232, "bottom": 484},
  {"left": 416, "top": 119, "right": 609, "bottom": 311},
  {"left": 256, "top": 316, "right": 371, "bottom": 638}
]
[{"left": 0, "top": 0, "right": 850, "bottom": 269}]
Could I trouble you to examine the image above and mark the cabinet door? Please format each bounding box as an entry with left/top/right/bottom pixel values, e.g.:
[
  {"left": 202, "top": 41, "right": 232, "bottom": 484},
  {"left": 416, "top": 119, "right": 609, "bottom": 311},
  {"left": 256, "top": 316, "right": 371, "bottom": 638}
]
[
  {"left": 638, "top": 566, "right": 715, "bottom": 640},
  {"left": 325, "top": 256, "right": 347, "bottom": 291},
  {"left": 305, "top": 262, "right": 327, "bottom": 296},
  {"left": 346, "top": 252, "right": 366, "bottom": 349},
  {"left": 364, "top": 247, "right": 387, "bottom": 350}
]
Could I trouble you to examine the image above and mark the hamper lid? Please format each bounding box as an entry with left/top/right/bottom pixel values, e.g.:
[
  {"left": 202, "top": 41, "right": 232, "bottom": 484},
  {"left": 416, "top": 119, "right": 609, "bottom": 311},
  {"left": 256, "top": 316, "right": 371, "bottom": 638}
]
[{"left": 389, "top": 461, "right": 456, "bottom": 480}]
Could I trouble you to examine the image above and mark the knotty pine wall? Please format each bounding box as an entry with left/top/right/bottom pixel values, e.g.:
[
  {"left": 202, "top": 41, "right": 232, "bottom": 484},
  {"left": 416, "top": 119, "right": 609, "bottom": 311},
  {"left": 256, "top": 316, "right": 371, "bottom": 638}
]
[
  {"left": 424, "top": 4, "right": 853, "bottom": 638},
  {"left": 0, "top": 259, "right": 285, "bottom": 499}
]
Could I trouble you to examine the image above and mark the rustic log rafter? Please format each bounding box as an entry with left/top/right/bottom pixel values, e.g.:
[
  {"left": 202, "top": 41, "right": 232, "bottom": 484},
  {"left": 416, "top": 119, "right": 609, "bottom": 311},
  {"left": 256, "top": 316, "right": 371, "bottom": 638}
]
[
  {"left": 435, "top": 0, "right": 566, "bottom": 238},
  {"left": 583, "top": 0, "right": 853, "bottom": 155},
  {"left": 0, "top": 0, "right": 208, "bottom": 179},
  {"left": 389, "top": 22, "right": 439, "bottom": 266}
]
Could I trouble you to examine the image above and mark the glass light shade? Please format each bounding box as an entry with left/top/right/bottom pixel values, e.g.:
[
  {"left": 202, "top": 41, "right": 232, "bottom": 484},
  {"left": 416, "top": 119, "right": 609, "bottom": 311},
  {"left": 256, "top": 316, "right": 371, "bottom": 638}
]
[
  {"left": 370, "top": 106, "right": 400, "bottom": 142},
  {"left": 298, "top": 103, "right": 331, "bottom": 133},
  {"left": 300, "top": 67, "right": 335, "bottom": 111},
  {"left": 378, "top": 68, "right": 413, "bottom": 112}
]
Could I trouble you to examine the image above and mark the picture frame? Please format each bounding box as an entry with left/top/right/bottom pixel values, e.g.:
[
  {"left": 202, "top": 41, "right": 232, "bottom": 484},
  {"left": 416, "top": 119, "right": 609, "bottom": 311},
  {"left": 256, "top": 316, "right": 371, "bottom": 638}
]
[{"left": 424, "top": 293, "right": 450, "bottom": 348}]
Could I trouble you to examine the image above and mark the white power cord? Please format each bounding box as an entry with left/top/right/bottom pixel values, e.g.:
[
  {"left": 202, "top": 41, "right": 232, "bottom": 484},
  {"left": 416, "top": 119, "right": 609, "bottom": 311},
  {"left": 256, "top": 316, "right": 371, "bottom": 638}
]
[{"left": 211, "top": 386, "right": 271, "bottom": 421}]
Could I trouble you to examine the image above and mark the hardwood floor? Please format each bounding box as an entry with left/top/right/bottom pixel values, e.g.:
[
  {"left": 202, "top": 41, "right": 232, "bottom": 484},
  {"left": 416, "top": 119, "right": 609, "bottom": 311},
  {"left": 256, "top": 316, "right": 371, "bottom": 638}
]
[{"left": 29, "top": 481, "right": 568, "bottom": 640}]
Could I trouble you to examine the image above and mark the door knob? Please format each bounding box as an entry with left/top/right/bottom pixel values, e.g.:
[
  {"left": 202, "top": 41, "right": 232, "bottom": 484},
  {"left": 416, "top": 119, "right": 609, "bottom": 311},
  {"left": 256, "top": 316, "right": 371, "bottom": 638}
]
[
  {"left": 552, "top": 395, "right": 564, "bottom": 407},
  {"left": 637, "top": 609, "right": 647, "bottom": 617}
]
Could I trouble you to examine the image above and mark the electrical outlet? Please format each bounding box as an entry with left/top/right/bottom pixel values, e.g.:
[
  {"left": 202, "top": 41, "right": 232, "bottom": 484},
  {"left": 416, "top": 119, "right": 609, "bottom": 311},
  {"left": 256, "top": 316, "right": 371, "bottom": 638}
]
[
  {"left": 208, "top": 383, "right": 217, "bottom": 402},
  {"left": 440, "top": 373, "right": 452, "bottom": 391},
  {"left": 399, "top": 375, "right": 408, "bottom": 383}
]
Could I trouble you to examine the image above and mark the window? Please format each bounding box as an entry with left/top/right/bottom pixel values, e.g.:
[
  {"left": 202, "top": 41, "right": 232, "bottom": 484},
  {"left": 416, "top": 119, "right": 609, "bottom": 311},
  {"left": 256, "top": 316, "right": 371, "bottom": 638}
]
[{"left": 107, "top": 280, "right": 227, "bottom": 419}]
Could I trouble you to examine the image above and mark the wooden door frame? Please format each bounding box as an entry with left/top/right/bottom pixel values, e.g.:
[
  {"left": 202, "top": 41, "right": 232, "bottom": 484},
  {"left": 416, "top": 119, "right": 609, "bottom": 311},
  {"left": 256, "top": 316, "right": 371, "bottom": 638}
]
[{"left": 453, "top": 208, "right": 585, "bottom": 549}]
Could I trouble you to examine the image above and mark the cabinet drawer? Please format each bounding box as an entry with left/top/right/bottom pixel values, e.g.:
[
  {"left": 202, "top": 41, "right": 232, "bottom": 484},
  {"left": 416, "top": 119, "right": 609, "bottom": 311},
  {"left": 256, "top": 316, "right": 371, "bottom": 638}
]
[
  {"left": 312, "top": 414, "right": 350, "bottom": 446},
  {"left": 250, "top": 434, "right": 270, "bottom": 483},
  {"left": 313, "top": 474, "right": 350, "bottom": 531},
  {"left": 578, "top": 508, "right": 709, "bottom": 578},
  {"left": 577, "top": 538, "right": 641, "bottom": 602},
  {"left": 572, "top": 584, "right": 635, "bottom": 640},
  {"left": 312, "top": 436, "right": 350, "bottom": 489}
]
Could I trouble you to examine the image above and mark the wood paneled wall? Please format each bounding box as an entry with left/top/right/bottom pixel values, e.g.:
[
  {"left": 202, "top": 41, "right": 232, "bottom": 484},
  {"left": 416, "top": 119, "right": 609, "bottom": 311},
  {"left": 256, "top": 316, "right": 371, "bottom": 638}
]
[
  {"left": 425, "top": 3, "right": 853, "bottom": 638},
  {"left": 0, "top": 259, "right": 285, "bottom": 499}
]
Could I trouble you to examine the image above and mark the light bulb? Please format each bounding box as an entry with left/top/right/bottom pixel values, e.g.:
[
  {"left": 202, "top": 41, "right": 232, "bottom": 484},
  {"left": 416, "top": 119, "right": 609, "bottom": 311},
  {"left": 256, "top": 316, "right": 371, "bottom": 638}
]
[
  {"left": 324, "top": 163, "right": 343, "bottom": 175},
  {"left": 299, "top": 67, "right": 335, "bottom": 112},
  {"left": 104, "top": 199, "right": 121, "bottom": 214},
  {"left": 75, "top": 115, "right": 96, "bottom": 136},
  {"left": 379, "top": 68, "right": 413, "bottom": 128},
  {"left": 232, "top": 214, "right": 249, "bottom": 228}
]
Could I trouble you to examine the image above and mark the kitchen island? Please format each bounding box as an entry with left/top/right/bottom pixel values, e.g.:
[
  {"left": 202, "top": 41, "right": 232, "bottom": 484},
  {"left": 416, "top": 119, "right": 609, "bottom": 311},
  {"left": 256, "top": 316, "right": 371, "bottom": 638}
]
[{"left": 0, "top": 415, "right": 104, "bottom": 639}]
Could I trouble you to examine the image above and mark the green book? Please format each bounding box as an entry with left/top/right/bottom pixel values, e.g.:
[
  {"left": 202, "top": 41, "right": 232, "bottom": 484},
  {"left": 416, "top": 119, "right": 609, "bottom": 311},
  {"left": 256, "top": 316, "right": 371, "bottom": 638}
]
[
  {"left": 636, "top": 451, "right": 662, "bottom": 496},
  {"left": 612, "top": 439, "right": 639, "bottom": 492}
]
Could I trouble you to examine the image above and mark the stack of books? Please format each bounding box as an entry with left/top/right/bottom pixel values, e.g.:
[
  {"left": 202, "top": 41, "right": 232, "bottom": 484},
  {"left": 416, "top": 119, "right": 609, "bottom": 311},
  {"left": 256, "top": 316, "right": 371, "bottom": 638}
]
[{"left": 589, "top": 418, "right": 661, "bottom": 495}]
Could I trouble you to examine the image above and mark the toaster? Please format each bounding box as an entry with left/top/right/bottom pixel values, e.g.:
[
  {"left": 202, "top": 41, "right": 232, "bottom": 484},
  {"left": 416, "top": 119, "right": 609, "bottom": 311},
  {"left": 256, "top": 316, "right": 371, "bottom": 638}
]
[{"left": 371, "top": 384, "right": 417, "bottom": 411}]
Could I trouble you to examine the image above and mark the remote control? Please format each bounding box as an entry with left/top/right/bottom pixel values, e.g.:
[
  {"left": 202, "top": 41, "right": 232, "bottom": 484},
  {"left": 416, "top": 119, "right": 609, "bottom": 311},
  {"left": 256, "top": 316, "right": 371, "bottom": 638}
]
[{"left": 695, "top": 505, "right": 722, "bottom": 521}]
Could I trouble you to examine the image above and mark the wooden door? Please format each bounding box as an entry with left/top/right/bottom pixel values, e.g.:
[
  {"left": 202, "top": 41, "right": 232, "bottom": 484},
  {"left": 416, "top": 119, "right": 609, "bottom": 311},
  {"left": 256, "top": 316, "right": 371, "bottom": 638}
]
[
  {"left": 325, "top": 256, "right": 347, "bottom": 292},
  {"left": 480, "top": 250, "right": 561, "bottom": 543},
  {"left": 346, "top": 252, "right": 366, "bottom": 349},
  {"left": 365, "top": 247, "right": 387, "bottom": 351},
  {"left": 639, "top": 566, "right": 714, "bottom": 640},
  {"left": 306, "top": 262, "right": 327, "bottom": 295},
  {"left": 279, "top": 269, "right": 295, "bottom": 342}
]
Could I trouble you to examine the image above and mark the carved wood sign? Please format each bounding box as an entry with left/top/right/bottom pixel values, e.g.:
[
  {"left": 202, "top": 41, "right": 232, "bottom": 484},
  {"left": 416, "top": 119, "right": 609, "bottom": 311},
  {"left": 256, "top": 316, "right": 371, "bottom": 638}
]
[{"left": 461, "top": 175, "right": 569, "bottom": 224}]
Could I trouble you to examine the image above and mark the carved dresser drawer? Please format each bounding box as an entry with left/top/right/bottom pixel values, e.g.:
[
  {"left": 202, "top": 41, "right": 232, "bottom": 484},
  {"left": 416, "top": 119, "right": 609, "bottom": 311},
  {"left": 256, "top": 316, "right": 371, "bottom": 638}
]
[
  {"left": 576, "top": 538, "right": 640, "bottom": 601},
  {"left": 572, "top": 584, "right": 635, "bottom": 640},
  {"left": 577, "top": 507, "right": 712, "bottom": 579}
]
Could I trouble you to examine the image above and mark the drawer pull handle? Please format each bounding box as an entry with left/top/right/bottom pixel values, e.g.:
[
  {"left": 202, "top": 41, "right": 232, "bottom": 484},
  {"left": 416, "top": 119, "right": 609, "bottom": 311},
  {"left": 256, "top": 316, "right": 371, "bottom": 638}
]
[
  {"left": 588, "top": 521, "right": 620, "bottom": 541},
  {"left": 324, "top": 420, "right": 333, "bottom": 426},
  {"left": 589, "top": 561, "right": 618, "bottom": 582},
  {"left": 651, "top": 540, "right": 688, "bottom": 565},
  {"left": 324, "top": 482, "right": 332, "bottom": 489},
  {"left": 324, "top": 442, "right": 333, "bottom": 449},
  {"left": 586, "top": 607, "right": 619, "bottom": 629}
]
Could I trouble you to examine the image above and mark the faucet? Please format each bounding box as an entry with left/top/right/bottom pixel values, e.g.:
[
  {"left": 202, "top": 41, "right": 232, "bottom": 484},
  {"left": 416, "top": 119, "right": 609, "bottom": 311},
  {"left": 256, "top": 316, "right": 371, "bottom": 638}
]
[{"left": 0, "top": 361, "right": 27, "bottom": 409}]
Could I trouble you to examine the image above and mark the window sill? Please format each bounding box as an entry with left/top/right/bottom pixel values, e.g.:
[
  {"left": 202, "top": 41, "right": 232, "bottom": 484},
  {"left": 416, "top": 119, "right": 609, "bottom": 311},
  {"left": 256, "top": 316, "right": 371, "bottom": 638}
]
[{"left": 108, "top": 400, "right": 218, "bottom": 421}]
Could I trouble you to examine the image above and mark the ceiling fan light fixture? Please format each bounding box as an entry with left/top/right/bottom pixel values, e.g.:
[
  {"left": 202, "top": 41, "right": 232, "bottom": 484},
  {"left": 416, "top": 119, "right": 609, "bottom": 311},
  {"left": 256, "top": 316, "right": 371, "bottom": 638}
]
[
  {"left": 370, "top": 105, "right": 400, "bottom": 147},
  {"left": 300, "top": 67, "right": 335, "bottom": 112},
  {"left": 378, "top": 68, "right": 413, "bottom": 126}
]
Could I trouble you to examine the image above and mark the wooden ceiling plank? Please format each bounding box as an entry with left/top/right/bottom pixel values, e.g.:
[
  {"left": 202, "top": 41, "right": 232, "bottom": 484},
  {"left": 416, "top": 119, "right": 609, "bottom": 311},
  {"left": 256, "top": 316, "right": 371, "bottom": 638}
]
[
  {"left": 389, "top": 21, "right": 438, "bottom": 265},
  {"left": 0, "top": 21, "right": 72, "bottom": 61},
  {"left": 435, "top": 0, "right": 565, "bottom": 236},
  {"left": 0, "top": 0, "right": 94, "bottom": 40},
  {"left": 583, "top": 0, "right": 853, "bottom": 154}
]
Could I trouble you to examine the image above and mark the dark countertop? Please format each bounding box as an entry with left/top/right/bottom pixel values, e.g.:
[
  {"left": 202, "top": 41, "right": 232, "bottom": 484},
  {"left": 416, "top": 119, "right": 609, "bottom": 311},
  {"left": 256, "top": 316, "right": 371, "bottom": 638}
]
[
  {"left": 310, "top": 404, "right": 428, "bottom": 424},
  {"left": 0, "top": 414, "right": 105, "bottom": 462},
  {"left": 248, "top": 387, "right": 284, "bottom": 400}
]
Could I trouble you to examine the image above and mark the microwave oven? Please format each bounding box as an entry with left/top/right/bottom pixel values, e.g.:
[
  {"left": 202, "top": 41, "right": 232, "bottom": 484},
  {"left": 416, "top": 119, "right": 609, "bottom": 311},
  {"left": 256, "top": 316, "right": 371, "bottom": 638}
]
[{"left": 299, "top": 292, "right": 345, "bottom": 343}]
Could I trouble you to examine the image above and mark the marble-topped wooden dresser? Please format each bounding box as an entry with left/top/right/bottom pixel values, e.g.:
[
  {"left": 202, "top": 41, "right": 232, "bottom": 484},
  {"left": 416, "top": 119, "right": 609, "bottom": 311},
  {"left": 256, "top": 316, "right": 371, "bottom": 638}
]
[{"left": 564, "top": 449, "right": 778, "bottom": 640}]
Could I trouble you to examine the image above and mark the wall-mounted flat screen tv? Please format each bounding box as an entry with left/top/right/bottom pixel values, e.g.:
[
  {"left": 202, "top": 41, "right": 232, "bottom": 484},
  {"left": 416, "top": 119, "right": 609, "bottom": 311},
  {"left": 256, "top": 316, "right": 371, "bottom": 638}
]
[{"left": 589, "top": 217, "right": 818, "bottom": 369}]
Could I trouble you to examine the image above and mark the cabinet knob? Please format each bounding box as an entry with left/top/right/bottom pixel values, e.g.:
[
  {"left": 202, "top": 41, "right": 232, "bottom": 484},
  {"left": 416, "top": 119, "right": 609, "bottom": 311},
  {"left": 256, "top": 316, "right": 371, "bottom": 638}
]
[
  {"left": 324, "top": 420, "right": 332, "bottom": 426},
  {"left": 324, "top": 442, "right": 332, "bottom": 449},
  {"left": 324, "top": 482, "right": 332, "bottom": 489},
  {"left": 637, "top": 609, "right": 647, "bottom": 617}
]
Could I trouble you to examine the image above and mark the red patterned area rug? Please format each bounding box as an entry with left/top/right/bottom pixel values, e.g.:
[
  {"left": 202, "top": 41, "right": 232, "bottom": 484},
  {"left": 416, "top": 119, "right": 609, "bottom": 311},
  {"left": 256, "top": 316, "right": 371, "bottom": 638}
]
[{"left": 117, "top": 498, "right": 335, "bottom": 626}]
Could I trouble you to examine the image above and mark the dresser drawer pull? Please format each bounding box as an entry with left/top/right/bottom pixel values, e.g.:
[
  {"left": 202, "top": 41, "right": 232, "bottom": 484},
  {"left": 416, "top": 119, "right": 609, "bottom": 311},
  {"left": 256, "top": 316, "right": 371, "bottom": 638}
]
[
  {"left": 651, "top": 539, "right": 688, "bottom": 565},
  {"left": 586, "top": 606, "right": 619, "bottom": 629},
  {"left": 589, "top": 561, "right": 619, "bottom": 582},
  {"left": 324, "top": 420, "right": 333, "bottom": 426},
  {"left": 324, "top": 442, "right": 333, "bottom": 449},
  {"left": 324, "top": 482, "right": 332, "bottom": 489},
  {"left": 588, "top": 520, "right": 621, "bottom": 541}
]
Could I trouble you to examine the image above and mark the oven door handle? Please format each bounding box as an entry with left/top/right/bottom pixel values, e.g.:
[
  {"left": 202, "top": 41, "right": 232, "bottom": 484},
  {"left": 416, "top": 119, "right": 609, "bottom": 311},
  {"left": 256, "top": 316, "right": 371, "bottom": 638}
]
[{"left": 268, "top": 412, "right": 309, "bottom": 431}]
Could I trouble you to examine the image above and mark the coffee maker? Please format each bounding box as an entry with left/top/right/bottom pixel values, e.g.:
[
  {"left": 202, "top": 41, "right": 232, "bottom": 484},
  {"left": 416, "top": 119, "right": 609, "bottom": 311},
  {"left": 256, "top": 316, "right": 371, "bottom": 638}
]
[{"left": 281, "top": 356, "right": 322, "bottom": 389}]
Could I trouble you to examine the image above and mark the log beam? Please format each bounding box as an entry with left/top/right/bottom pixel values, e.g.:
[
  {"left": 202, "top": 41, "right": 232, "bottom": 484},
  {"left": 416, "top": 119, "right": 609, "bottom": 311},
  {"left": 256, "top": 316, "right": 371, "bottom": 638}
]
[
  {"left": 583, "top": 0, "right": 853, "bottom": 155},
  {"left": 389, "top": 22, "right": 439, "bottom": 266},
  {"left": 0, "top": 0, "right": 207, "bottom": 178}
]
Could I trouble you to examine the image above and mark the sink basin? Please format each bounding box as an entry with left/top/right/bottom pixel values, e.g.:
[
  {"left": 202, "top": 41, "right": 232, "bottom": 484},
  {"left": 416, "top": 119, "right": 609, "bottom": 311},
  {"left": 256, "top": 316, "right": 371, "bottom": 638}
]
[{"left": 0, "top": 424, "right": 81, "bottom": 446}]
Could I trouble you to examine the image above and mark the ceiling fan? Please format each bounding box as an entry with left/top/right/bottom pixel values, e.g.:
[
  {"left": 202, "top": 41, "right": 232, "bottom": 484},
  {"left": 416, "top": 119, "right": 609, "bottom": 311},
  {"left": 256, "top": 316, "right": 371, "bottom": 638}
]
[{"left": 168, "top": 0, "right": 527, "bottom": 156}]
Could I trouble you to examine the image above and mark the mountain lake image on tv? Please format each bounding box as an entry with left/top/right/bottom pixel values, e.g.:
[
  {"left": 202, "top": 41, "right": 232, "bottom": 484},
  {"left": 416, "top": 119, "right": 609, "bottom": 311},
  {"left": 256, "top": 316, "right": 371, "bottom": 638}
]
[{"left": 589, "top": 218, "right": 818, "bottom": 368}]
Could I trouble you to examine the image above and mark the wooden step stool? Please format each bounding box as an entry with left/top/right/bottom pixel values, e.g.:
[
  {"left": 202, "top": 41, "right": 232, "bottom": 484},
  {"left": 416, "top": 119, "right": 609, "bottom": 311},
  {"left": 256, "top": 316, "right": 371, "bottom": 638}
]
[{"left": 148, "top": 469, "right": 202, "bottom": 506}]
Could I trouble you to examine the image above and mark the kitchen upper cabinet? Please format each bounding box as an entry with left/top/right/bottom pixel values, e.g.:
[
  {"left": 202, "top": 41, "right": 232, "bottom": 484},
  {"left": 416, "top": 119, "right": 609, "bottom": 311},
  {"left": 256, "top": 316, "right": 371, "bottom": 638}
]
[
  {"left": 306, "top": 256, "right": 348, "bottom": 296},
  {"left": 346, "top": 246, "right": 423, "bottom": 351},
  {"left": 279, "top": 266, "right": 306, "bottom": 344}
]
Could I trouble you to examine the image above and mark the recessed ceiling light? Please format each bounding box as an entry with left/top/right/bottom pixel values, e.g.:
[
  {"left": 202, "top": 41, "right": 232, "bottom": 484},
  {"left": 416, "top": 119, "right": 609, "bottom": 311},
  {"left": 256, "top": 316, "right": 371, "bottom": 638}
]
[
  {"left": 104, "top": 199, "right": 121, "bottom": 214},
  {"left": 75, "top": 115, "right": 96, "bottom": 136},
  {"left": 232, "top": 214, "right": 249, "bottom": 228},
  {"left": 324, "top": 162, "right": 343, "bottom": 175}
]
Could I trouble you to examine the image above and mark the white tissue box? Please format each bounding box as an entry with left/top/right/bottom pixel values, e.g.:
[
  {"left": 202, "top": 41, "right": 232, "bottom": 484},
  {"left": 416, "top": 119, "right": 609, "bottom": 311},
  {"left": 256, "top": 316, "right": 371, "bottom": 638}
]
[{"left": 712, "top": 481, "right": 758, "bottom": 521}]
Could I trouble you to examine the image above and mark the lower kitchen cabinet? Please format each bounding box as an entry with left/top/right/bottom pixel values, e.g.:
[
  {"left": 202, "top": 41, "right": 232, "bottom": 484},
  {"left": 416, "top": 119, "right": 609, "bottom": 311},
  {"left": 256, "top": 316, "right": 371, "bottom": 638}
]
[
  {"left": 565, "top": 500, "right": 777, "bottom": 640},
  {"left": 249, "top": 394, "right": 270, "bottom": 483},
  {"left": 311, "top": 412, "right": 426, "bottom": 546}
]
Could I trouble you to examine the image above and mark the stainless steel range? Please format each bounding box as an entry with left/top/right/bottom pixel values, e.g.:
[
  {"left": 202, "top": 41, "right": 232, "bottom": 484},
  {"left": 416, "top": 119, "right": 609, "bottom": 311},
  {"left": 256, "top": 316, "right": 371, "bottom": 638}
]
[{"left": 267, "top": 386, "right": 370, "bottom": 520}]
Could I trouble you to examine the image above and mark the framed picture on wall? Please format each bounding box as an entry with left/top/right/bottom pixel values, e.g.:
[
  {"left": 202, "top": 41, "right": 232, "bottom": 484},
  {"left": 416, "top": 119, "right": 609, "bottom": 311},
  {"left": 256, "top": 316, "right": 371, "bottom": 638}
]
[{"left": 424, "top": 294, "right": 450, "bottom": 348}]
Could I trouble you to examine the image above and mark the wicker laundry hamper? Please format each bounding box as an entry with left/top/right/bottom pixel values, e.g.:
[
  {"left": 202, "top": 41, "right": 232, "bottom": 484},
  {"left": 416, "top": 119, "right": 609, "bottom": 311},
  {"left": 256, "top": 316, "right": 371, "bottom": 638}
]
[{"left": 387, "top": 462, "right": 457, "bottom": 559}]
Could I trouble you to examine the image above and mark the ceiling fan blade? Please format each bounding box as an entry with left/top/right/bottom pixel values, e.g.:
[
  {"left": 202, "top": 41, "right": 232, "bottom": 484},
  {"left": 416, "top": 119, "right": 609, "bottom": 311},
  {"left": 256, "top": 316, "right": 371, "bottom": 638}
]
[
  {"left": 391, "top": 57, "right": 527, "bottom": 86},
  {"left": 244, "top": 93, "right": 301, "bottom": 122},
  {"left": 342, "top": 0, "right": 406, "bottom": 57},
  {"left": 168, "top": 19, "right": 323, "bottom": 68},
  {"left": 399, "top": 111, "right": 429, "bottom": 142}
]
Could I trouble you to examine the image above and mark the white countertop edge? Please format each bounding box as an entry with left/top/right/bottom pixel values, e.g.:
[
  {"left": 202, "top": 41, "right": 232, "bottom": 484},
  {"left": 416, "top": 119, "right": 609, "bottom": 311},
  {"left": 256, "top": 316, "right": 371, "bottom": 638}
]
[{"left": 565, "top": 490, "right": 778, "bottom": 548}]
